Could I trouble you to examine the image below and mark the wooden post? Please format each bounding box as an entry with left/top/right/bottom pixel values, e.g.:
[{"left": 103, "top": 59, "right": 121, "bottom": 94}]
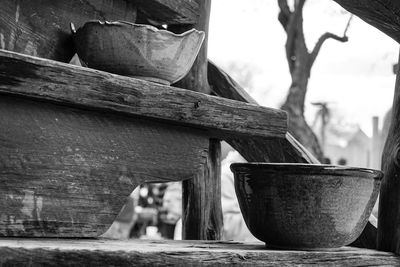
[
  {"left": 170, "top": 0, "right": 223, "bottom": 240},
  {"left": 377, "top": 50, "right": 400, "bottom": 253}
]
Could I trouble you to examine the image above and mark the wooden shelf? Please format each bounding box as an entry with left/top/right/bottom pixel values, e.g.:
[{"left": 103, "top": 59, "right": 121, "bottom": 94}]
[
  {"left": 0, "top": 49, "right": 287, "bottom": 140},
  {"left": 0, "top": 238, "right": 399, "bottom": 266},
  {"left": 0, "top": 49, "right": 287, "bottom": 238}
]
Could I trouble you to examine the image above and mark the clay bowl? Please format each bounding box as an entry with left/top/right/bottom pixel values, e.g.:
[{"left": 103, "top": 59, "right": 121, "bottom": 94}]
[
  {"left": 72, "top": 21, "right": 205, "bottom": 85},
  {"left": 230, "top": 163, "right": 383, "bottom": 249}
]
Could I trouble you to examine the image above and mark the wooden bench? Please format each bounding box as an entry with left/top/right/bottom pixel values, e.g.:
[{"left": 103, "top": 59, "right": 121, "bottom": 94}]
[{"left": 1, "top": 0, "right": 400, "bottom": 265}]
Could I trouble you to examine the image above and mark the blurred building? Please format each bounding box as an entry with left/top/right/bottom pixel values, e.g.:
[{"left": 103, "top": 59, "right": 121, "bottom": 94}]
[{"left": 322, "top": 124, "right": 371, "bottom": 167}]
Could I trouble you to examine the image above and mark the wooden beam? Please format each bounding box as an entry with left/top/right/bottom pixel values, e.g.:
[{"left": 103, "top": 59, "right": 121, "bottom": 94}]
[
  {"left": 0, "top": 49, "right": 287, "bottom": 140},
  {"left": 0, "top": 238, "right": 400, "bottom": 266},
  {"left": 133, "top": 0, "right": 199, "bottom": 25},
  {"left": 207, "top": 61, "right": 318, "bottom": 164},
  {"left": 332, "top": 0, "right": 400, "bottom": 43},
  {"left": 378, "top": 51, "right": 400, "bottom": 253},
  {"left": 170, "top": 0, "right": 223, "bottom": 240}
]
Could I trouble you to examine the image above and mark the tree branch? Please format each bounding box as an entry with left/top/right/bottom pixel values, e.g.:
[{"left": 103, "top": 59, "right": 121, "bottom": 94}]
[
  {"left": 278, "top": 0, "right": 291, "bottom": 31},
  {"left": 309, "top": 33, "right": 348, "bottom": 66},
  {"left": 309, "top": 15, "right": 352, "bottom": 67}
]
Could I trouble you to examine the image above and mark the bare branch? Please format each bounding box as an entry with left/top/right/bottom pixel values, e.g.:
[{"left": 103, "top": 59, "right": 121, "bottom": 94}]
[
  {"left": 278, "top": 0, "right": 291, "bottom": 30},
  {"left": 343, "top": 14, "right": 354, "bottom": 36},
  {"left": 309, "top": 14, "right": 352, "bottom": 67},
  {"left": 310, "top": 32, "right": 348, "bottom": 65}
]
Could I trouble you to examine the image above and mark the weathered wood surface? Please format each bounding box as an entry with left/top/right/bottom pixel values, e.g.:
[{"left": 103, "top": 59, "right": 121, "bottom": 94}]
[
  {"left": 332, "top": 0, "right": 400, "bottom": 44},
  {"left": 0, "top": 0, "right": 137, "bottom": 62},
  {"left": 208, "top": 61, "right": 378, "bottom": 248},
  {"left": 207, "top": 61, "right": 317, "bottom": 164},
  {"left": 0, "top": 94, "right": 209, "bottom": 237},
  {"left": 0, "top": 49, "right": 287, "bottom": 140},
  {"left": 0, "top": 239, "right": 399, "bottom": 266},
  {"left": 378, "top": 52, "right": 400, "bottom": 253},
  {"left": 181, "top": 140, "right": 222, "bottom": 240},
  {"left": 170, "top": 0, "right": 223, "bottom": 240},
  {"left": 133, "top": 0, "right": 198, "bottom": 25}
]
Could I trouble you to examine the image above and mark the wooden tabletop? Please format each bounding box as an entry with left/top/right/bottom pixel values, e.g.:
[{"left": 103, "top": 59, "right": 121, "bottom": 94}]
[{"left": 0, "top": 238, "right": 399, "bottom": 266}]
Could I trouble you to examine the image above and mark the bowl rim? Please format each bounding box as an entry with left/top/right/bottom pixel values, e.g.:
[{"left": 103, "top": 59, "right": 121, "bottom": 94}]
[
  {"left": 74, "top": 20, "right": 205, "bottom": 38},
  {"left": 230, "top": 163, "right": 383, "bottom": 180}
]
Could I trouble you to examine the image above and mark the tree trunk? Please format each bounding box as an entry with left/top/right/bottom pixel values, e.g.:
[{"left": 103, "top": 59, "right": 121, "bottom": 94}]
[
  {"left": 278, "top": 0, "right": 349, "bottom": 161},
  {"left": 281, "top": 55, "right": 323, "bottom": 160}
]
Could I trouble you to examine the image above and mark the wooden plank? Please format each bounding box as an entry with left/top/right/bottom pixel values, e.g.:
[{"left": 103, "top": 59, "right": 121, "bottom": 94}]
[
  {"left": 0, "top": 94, "right": 209, "bottom": 237},
  {"left": 133, "top": 0, "right": 199, "bottom": 25},
  {"left": 207, "top": 61, "right": 318, "bottom": 164},
  {"left": 332, "top": 0, "right": 400, "bottom": 43},
  {"left": 170, "top": 0, "right": 223, "bottom": 240},
  {"left": 0, "top": 49, "right": 287, "bottom": 140},
  {"left": 0, "top": 238, "right": 399, "bottom": 266},
  {"left": 378, "top": 52, "right": 400, "bottom": 253},
  {"left": 0, "top": 0, "right": 137, "bottom": 62}
]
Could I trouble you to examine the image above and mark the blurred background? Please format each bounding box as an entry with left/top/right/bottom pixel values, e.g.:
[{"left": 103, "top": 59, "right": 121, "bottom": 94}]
[{"left": 105, "top": 0, "right": 398, "bottom": 240}]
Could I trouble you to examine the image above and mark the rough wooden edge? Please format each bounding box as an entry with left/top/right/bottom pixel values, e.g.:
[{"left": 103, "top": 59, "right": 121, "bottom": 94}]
[
  {"left": 0, "top": 49, "right": 287, "bottom": 139},
  {"left": 0, "top": 239, "right": 399, "bottom": 266},
  {"left": 332, "top": 0, "right": 400, "bottom": 44},
  {"left": 207, "top": 60, "right": 318, "bottom": 164}
]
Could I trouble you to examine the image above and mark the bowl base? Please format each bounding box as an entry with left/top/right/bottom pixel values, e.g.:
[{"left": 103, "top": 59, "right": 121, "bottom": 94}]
[{"left": 130, "top": 76, "right": 171, "bottom": 85}]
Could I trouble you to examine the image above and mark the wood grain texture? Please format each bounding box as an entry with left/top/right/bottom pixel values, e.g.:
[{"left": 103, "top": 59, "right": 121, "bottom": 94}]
[
  {"left": 182, "top": 140, "right": 222, "bottom": 240},
  {"left": 0, "top": 238, "right": 399, "bottom": 266},
  {"left": 0, "top": 49, "right": 287, "bottom": 140},
  {"left": 133, "top": 0, "right": 199, "bottom": 25},
  {"left": 332, "top": 0, "right": 400, "bottom": 43},
  {"left": 0, "top": 0, "right": 137, "bottom": 62},
  {"left": 170, "top": 0, "right": 223, "bottom": 240},
  {"left": 378, "top": 52, "right": 400, "bottom": 253},
  {"left": 0, "top": 95, "right": 209, "bottom": 237}
]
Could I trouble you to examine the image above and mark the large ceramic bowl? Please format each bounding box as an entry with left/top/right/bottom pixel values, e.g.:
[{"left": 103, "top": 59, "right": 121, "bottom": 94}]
[
  {"left": 230, "top": 163, "right": 383, "bottom": 249},
  {"left": 72, "top": 21, "right": 205, "bottom": 85}
]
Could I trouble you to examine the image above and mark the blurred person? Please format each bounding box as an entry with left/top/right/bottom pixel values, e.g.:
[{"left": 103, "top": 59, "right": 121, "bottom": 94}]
[
  {"left": 159, "top": 182, "right": 182, "bottom": 239},
  {"left": 220, "top": 147, "right": 259, "bottom": 242}
]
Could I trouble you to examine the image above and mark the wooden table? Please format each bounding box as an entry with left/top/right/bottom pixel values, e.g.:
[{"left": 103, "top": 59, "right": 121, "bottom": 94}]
[{"left": 0, "top": 238, "right": 399, "bottom": 266}]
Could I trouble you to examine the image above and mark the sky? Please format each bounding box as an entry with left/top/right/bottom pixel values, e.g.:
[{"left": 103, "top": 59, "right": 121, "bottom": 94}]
[{"left": 208, "top": 0, "right": 399, "bottom": 136}]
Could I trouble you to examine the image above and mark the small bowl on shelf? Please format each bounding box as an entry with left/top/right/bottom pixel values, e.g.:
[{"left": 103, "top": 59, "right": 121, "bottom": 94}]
[
  {"left": 71, "top": 21, "right": 205, "bottom": 85},
  {"left": 230, "top": 163, "right": 383, "bottom": 249}
]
